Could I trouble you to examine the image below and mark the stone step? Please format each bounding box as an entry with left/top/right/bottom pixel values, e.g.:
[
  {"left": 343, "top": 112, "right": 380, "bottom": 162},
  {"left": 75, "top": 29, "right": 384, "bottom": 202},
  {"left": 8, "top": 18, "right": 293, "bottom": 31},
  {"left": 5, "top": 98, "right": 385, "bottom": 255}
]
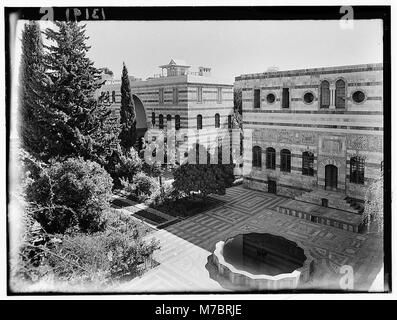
[
  {"left": 276, "top": 199, "right": 365, "bottom": 233},
  {"left": 295, "top": 190, "right": 363, "bottom": 215}
]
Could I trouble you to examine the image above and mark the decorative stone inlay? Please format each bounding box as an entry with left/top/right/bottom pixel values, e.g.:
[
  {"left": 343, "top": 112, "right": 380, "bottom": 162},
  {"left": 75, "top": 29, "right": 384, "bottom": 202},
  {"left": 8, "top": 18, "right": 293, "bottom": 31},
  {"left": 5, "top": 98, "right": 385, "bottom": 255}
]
[
  {"left": 348, "top": 134, "right": 383, "bottom": 152},
  {"left": 319, "top": 135, "right": 346, "bottom": 157},
  {"left": 252, "top": 128, "right": 317, "bottom": 145}
]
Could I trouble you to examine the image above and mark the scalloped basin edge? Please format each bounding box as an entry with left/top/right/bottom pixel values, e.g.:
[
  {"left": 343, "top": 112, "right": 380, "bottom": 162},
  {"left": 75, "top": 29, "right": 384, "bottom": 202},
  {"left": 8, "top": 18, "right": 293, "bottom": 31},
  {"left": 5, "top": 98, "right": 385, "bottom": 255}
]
[{"left": 212, "top": 237, "right": 315, "bottom": 290}]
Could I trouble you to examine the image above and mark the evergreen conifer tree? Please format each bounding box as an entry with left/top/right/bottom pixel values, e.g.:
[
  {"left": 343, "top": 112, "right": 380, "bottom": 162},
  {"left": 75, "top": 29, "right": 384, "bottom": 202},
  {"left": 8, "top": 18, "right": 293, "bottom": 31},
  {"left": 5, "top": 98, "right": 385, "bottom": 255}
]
[
  {"left": 119, "top": 62, "right": 137, "bottom": 154},
  {"left": 19, "top": 21, "right": 48, "bottom": 156},
  {"left": 41, "top": 21, "right": 119, "bottom": 164}
]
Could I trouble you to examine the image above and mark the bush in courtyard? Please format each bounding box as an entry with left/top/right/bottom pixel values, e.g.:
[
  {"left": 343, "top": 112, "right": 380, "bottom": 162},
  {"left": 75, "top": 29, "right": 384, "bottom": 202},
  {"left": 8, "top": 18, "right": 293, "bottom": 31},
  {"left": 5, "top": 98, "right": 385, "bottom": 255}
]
[
  {"left": 106, "top": 148, "right": 143, "bottom": 188},
  {"left": 14, "top": 209, "right": 159, "bottom": 285},
  {"left": 142, "top": 161, "right": 163, "bottom": 178},
  {"left": 47, "top": 229, "right": 160, "bottom": 281},
  {"left": 122, "top": 172, "right": 159, "bottom": 203},
  {"left": 26, "top": 157, "right": 113, "bottom": 234},
  {"left": 150, "top": 183, "right": 179, "bottom": 207}
]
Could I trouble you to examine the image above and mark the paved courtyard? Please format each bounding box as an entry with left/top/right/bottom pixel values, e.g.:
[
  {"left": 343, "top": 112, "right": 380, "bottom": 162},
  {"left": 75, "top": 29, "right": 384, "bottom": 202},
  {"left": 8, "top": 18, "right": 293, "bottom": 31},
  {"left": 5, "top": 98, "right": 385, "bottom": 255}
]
[{"left": 117, "top": 186, "right": 384, "bottom": 293}]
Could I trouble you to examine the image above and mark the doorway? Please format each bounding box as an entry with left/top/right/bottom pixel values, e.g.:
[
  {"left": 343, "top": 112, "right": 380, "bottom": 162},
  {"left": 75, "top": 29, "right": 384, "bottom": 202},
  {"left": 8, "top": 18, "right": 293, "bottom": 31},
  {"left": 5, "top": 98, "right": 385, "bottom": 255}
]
[
  {"left": 325, "top": 164, "right": 338, "bottom": 191},
  {"left": 268, "top": 180, "right": 276, "bottom": 194}
]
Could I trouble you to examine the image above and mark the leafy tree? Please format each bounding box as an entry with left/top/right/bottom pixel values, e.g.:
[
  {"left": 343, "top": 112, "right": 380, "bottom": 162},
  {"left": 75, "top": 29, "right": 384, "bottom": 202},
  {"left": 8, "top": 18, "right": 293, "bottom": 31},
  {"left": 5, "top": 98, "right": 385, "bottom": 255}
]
[
  {"left": 25, "top": 157, "right": 113, "bottom": 234},
  {"left": 119, "top": 62, "right": 137, "bottom": 154},
  {"left": 19, "top": 21, "right": 48, "bottom": 157},
  {"left": 40, "top": 21, "right": 119, "bottom": 164},
  {"left": 105, "top": 146, "right": 143, "bottom": 187},
  {"left": 142, "top": 161, "right": 163, "bottom": 178},
  {"left": 234, "top": 87, "right": 242, "bottom": 115},
  {"left": 173, "top": 143, "right": 234, "bottom": 199},
  {"left": 173, "top": 163, "right": 234, "bottom": 199}
]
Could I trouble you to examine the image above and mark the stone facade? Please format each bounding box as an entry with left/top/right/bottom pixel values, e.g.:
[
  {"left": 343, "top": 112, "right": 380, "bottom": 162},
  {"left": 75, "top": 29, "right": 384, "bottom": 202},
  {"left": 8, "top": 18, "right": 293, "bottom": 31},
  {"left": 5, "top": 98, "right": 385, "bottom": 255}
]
[
  {"left": 236, "top": 63, "right": 383, "bottom": 201},
  {"left": 96, "top": 59, "right": 234, "bottom": 164}
]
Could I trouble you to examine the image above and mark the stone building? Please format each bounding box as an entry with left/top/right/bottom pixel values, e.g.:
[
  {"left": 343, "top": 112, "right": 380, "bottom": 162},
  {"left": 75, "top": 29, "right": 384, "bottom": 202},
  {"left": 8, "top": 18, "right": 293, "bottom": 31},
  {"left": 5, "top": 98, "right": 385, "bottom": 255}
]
[
  {"left": 236, "top": 63, "right": 383, "bottom": 213},
  {"left": 96, "top": 59, "right": 235, "bottom": 164}
]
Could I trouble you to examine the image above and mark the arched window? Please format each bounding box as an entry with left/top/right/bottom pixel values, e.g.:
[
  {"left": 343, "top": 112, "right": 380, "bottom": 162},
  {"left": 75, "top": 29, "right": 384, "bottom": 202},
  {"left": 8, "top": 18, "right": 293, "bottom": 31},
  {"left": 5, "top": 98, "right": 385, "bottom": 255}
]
[
  {"left": 215, "top": 113, "right": 220, "bottom": 128},
  {"left": 175, "top": 115, "right": 181, "bottom": 130},
  {"left": 335, "top": 79, "right": 346, "bottom": 109},
  {"left": 228, "top": 115, "right": 232, "bottom": 129},
  {"left": 266, "top": 147, "right": 276, "bottom": 170},
  {"left": 350, "top": 156, "right": 365, "bottom": 184},
  {"left": 197, "top": 115, "right": 202, "bottom": 130},
  {"left": 320, "top": 80, "right": 330, "bottom": 108},
  {"left": 302, "top": 151, "right": 314, "bottom": 176},
  {"left": 159, "top": 114, "right": 164, "bottom": 129},
  {"left": 151, "top": 112, "right": 155, "bottom": 126},
  {"left": 252, "top": 146, "right": 262, "bottom": 168},
  {"left": 280, "top": 149, "right": 291, "bottom": 172},
  {"left": 166, "top": 114, "right": 172, "bottom": 127}
]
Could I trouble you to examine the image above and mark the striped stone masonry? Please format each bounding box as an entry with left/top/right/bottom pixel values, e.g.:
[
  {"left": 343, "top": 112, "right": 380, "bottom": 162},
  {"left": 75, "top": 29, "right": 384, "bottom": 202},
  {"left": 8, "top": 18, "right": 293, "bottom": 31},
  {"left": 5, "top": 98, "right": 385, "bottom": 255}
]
[
  {"left": 236, "top": 63, "right": 383, "bottom": 203},
  {"left": 96, "top": 62, "right": 235, "bottom": 166}
]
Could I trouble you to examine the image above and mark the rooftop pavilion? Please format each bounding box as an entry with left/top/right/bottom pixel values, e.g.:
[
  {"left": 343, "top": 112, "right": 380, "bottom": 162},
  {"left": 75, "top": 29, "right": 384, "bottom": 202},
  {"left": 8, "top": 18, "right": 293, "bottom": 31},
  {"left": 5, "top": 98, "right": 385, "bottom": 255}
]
[{"left": 157, "top": 58, "right": 211, "bottom": 78}]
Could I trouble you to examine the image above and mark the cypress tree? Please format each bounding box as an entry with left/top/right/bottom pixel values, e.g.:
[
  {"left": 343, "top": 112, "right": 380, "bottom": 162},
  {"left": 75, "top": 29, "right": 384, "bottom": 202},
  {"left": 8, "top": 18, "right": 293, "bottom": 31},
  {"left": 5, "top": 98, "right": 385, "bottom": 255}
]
[
  {"left": 119, "top": 62, "right": 137, "bottom": 154},
  {"left": 19, "top": 21, "right": 47, "bottom": 156},
  {"left": 41, "top": 21, "right": 119, "bottom": 164}
]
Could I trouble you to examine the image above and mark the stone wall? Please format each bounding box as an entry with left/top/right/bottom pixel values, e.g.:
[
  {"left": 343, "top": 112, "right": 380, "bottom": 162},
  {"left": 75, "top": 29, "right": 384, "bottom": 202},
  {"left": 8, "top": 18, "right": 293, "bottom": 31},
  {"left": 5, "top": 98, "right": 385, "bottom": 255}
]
[{"left": 237, "top": 63, "right": 383, "bottom": 201}]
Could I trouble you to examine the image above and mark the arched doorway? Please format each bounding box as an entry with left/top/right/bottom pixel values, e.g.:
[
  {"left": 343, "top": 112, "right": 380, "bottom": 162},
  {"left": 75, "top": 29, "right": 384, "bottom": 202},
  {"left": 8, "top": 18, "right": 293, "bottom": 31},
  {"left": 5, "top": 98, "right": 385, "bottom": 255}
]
[
  {"left": 132, "top": 94, "right": 148, "bottom": 152},
  {"left": 325, "top": 164, "right": 338, "bottom": 191}
]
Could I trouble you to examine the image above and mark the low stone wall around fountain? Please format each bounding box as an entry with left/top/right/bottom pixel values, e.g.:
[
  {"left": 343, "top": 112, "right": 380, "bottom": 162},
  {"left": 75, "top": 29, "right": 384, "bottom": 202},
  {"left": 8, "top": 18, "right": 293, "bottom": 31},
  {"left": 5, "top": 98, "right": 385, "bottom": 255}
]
[{"left": 212, "top": 238, "right": 315, "bottom": 290}]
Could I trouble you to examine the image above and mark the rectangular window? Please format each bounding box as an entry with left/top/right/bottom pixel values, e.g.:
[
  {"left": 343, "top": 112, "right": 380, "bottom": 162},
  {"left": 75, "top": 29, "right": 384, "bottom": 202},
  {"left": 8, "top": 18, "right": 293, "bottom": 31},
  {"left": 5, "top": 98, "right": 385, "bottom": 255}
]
[
  {"left": 282, "top": 88, "right": 289, "bottom": 108},
  {"left": 197, "top": 87, "right": 202, "bottom": 102},
  {"left": 173, "top": 87, "right": 179, "bottom": 104},
  {"left": 217, "top": 87, "right": 222, "bottom": 103},
  {"left": 159, "top": 88, "right": 164, "bottom": 104},
  {"left": 302, "top": 152, "right": 314, "bottom": 176},
  {"left": 254, "top": 89, "right": 260, "bottom": 108},
  {"left": 350, "top": 157, "right": 365, "bottom": 184},
  {"left": 228, "top": 115, "right": 232, "bottom": 129}
]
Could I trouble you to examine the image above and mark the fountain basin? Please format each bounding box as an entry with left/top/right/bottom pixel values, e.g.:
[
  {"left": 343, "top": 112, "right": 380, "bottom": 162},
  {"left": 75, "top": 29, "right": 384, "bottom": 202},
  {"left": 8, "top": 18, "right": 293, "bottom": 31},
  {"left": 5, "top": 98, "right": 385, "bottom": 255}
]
[{"left": 212, "top": 233, "right": 314, "bottom": 290}]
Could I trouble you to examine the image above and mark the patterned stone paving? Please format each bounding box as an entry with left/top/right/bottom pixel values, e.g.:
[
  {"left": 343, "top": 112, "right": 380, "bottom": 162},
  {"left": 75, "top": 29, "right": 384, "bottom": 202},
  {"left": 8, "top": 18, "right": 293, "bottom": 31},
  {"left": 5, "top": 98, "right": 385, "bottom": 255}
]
[{"left": 117, "top": 186, "right": 383, "bottom": 292}]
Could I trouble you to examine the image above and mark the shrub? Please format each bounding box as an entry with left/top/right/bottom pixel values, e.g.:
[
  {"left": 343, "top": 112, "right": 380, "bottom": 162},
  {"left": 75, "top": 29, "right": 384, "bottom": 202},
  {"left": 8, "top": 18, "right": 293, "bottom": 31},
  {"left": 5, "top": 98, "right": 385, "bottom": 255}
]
[
  {"left": 106, "top": 148, "right": 143, "bottom": 187},
  {"left": 150, "top": 183, "right": 178, "bottom": 206},
  {"left": 142, "top": 161, "right": 163, "bottom": 178},
  {"left": 122, "top": 172, "right": 159, "bottom": 203},
  {"left": 47, "top": 230, "right": 159, "bottom": 281},
  {"left": 26, "top": 157, "right": 113, "bottom": 234},
  {"left": 14, "top": 209, "right": 160, "bottom": 285}
]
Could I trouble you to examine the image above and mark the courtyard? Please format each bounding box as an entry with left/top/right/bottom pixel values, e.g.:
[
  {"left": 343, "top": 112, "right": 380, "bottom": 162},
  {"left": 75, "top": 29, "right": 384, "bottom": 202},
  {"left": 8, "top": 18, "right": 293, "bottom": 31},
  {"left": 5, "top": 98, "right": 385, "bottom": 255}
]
[{"left": 116, "top": 185, "right": 384, "bottom": 293}]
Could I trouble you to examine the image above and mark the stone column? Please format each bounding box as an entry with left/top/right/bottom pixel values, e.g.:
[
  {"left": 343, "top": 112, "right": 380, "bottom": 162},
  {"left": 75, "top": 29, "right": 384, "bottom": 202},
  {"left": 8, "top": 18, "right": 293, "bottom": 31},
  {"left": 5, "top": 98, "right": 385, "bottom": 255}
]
[{"left": 329, "top": 82, "right": 336, "bottom": 109}]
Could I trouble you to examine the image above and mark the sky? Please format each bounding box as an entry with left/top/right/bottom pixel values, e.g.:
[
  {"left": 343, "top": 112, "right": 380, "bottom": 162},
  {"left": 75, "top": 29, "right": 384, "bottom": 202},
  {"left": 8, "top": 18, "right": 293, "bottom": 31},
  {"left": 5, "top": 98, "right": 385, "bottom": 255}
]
[
  {"left": 80, "top": 20, "right": 383, "bottom": 82},
  {"left": 11, "top": 19, "right": 383, "bottom": 85}
]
